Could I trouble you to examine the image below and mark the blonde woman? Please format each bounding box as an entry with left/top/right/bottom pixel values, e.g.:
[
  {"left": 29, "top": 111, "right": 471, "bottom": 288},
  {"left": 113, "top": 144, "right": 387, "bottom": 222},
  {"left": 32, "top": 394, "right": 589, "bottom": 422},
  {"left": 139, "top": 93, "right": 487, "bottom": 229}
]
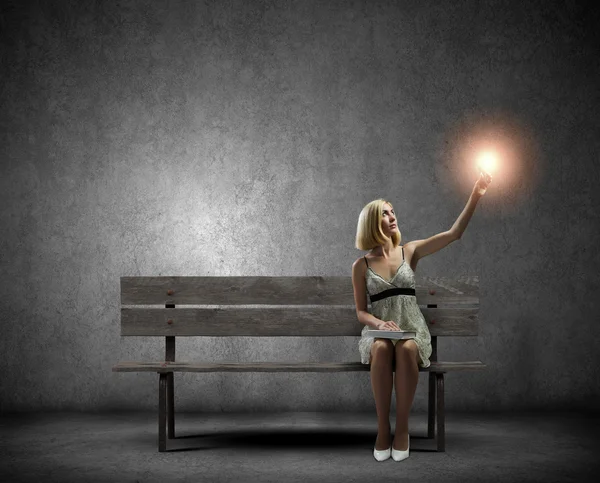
[{"left": 352, "top": 172, "right": 492, "bottom": 462}]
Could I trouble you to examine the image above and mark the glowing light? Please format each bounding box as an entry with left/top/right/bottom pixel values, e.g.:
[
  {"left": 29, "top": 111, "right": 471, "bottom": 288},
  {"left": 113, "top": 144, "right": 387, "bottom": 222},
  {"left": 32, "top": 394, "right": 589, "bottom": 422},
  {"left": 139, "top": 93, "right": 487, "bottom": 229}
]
[
  {"left": 477, "top": 151, "right": 497, "bottom": 175},
  {"left": 441, "top": 112, "right": 541, "bottom": 214}
]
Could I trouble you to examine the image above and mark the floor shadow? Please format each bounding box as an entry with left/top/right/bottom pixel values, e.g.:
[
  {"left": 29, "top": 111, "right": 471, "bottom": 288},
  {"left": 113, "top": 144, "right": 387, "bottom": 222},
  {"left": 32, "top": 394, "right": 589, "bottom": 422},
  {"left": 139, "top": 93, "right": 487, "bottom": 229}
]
[{"left": 157, "top": 429, "right": 444, "bottom": 453}]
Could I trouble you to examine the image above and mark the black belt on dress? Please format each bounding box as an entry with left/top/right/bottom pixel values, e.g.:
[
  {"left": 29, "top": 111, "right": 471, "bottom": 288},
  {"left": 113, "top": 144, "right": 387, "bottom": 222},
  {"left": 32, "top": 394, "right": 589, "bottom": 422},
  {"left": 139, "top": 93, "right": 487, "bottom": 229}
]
[{"left": 370, "top": 287, "right": 416, "bottom": 303}]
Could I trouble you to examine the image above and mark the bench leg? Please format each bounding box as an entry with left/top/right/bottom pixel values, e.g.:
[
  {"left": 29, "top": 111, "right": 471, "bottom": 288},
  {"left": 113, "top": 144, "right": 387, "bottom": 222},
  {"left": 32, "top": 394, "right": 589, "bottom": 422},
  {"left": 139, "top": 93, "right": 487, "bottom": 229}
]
[
  {"left": 427, "top": 372, "right": 436, "bottom": 438},
  {"left": 167, "top": 372, "right": 175, "bottom": 439},
  {"left": 159, "top": 373, "right": 167, "bottom": 452},
  {"left": 436, "top": 372, "right": 445, "bottom": 452}
]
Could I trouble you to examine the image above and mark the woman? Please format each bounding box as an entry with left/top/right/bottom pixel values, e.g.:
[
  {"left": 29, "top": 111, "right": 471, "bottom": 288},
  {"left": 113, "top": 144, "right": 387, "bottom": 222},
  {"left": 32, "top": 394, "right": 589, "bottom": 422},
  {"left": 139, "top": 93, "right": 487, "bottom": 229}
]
[{"left": 351, "top": 171, "right": 492, "bottom": 462}]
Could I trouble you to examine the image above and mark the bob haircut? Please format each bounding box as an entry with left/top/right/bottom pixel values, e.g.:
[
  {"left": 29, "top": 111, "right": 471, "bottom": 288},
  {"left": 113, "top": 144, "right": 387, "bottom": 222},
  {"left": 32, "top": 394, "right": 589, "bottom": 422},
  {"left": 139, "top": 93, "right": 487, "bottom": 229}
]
[{"left": 355, "top": 198, "right": 401, "bottom": 251}]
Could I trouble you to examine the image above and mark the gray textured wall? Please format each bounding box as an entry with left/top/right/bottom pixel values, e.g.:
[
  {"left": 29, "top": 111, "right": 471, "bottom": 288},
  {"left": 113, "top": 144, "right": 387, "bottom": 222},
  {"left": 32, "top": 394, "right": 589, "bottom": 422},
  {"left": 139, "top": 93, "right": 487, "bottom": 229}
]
[{"left": 1, "top": 0, "right": 599, "bottom": 413}]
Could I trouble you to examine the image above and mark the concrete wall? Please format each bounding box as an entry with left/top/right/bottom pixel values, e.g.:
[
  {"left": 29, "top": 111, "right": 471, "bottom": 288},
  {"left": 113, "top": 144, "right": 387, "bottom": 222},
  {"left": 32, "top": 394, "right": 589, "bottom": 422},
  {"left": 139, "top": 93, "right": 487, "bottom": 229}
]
[{"left": 1, "top": 0, "right": 599, "bottom": 413}]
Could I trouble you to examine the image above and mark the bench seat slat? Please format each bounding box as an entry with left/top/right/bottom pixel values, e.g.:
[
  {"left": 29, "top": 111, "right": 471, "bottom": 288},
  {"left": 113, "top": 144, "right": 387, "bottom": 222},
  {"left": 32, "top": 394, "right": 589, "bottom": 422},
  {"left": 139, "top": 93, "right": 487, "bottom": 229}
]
[{"left": 112, "top": 361, "right": 486, "bottom": 373}]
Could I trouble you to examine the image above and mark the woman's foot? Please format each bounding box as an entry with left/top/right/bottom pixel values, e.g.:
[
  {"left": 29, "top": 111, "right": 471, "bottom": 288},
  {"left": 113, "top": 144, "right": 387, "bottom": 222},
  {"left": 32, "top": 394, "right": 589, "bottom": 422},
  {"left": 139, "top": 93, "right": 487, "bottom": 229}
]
[
  {"left": 373, "top": 424, "right": 392, "bottom": 461},
  {"left": 392, "top": 431, "right": 409, "bottom": 451},
  {"left": 391, "top": 431, "right": 410, "bottom": 462},
  {"left": 375, "top": 425, "right": 392, "bottom": 451}
]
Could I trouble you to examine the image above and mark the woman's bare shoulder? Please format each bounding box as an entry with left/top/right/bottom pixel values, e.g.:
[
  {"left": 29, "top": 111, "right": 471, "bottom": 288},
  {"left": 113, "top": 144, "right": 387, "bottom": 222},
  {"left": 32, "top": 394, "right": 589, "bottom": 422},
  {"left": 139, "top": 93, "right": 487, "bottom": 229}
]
[
  {"left": 403, "top": 241, "right": 416, "bottom": 254},
  {"left": 352, "top": 255, "right": 369, "bottom": 274},
  {"left": 353, "top": 255, "right": 368, "bottom": 266},
  {"left": 402, "top": 242, "right": 419, "bottom": 271}
]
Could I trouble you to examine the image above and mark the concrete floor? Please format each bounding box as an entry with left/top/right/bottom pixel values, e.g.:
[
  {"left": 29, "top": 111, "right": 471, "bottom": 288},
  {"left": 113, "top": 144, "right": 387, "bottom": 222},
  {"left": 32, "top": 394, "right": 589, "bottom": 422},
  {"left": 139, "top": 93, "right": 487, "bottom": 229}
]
[{"left": 1, "top": 410, "right": 598, "bottom": 483}]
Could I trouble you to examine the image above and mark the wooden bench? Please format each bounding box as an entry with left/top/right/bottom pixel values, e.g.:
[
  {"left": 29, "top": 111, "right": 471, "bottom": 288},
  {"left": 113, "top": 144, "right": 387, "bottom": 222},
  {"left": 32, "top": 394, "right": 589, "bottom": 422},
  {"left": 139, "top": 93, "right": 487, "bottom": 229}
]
[{"left": 113, "top": 275, "right": 485, "bottom": 452}]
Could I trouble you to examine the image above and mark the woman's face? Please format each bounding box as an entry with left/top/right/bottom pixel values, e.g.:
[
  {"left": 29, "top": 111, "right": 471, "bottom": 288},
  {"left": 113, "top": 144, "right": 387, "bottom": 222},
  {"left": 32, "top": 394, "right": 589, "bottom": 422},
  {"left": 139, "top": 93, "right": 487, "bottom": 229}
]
[{"left": 381, "top": 203, "right": 398, "bottom": 236}]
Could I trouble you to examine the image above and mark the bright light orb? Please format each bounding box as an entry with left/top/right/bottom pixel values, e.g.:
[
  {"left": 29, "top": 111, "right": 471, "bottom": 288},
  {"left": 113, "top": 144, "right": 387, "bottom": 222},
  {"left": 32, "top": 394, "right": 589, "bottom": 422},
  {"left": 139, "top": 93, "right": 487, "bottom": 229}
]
[{"left": 477, "top": 151, "right": 497, "bottom": 175}]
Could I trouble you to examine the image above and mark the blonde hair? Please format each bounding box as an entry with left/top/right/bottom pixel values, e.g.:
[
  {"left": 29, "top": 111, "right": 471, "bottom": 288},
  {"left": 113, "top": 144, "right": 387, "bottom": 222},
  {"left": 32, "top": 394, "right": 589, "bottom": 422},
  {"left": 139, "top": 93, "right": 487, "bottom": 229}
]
[{"left": 355, "top": 199, "right": 401, "bottom": 251}]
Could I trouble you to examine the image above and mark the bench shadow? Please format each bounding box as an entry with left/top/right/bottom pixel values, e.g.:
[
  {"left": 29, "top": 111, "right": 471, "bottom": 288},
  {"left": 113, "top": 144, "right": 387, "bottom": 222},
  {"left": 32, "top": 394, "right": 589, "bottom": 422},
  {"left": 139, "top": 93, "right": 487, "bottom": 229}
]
[{"left": 155, "top": 430, "right": 441, "bottom": 453}]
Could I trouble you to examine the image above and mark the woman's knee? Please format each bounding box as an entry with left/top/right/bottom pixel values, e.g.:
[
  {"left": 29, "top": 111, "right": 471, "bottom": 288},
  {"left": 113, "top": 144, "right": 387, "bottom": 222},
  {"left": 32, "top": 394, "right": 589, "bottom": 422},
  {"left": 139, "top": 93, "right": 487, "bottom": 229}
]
[
  {"left": 370, "top": 339, "right": 394, "bottom": 363},
  {"left": 395, "top": 339, "right": 418, "bottom": 359}
]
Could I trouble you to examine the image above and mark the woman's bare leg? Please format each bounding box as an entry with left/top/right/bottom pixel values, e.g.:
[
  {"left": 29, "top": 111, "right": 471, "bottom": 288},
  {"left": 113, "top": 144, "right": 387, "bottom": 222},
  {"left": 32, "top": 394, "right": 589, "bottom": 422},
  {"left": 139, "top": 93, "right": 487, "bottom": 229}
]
[
  {"left": 370, "top": 339, "right": 394, "bottom": 450},
  {"left": 393, "top": 340, "right": 419, "bottom": 451}
]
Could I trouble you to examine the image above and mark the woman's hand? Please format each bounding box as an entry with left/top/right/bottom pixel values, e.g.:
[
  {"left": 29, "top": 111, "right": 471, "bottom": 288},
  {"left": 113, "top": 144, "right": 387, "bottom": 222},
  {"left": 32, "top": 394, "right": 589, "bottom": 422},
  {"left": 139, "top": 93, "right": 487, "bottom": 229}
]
[
  {"left": 377, "top": 320, "right": 401, "bottom": 330},
  {"left": 473, "top": 171, "right": 493, "bottom": 197}
]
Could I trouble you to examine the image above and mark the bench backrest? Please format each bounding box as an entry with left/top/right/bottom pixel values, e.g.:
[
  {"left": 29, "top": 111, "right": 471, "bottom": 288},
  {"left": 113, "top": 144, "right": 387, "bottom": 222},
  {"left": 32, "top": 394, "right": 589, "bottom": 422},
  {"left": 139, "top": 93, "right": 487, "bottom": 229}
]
[{"left": 120, "top": 276, "right": 480, "bottom": 339}]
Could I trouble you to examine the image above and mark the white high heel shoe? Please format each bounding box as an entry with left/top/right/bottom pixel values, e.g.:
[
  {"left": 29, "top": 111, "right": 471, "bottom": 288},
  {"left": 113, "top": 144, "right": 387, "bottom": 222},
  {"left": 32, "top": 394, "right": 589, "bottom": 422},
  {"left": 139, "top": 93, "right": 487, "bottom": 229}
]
[
  {"left": 373, "top": 426, "right": 392, "bottom": 461},
  {"left": 391, "top": 434, "right": 410, "bottom": 462},
  {"left": 373, "top": 445, "right": 391, "bottom": 461}
]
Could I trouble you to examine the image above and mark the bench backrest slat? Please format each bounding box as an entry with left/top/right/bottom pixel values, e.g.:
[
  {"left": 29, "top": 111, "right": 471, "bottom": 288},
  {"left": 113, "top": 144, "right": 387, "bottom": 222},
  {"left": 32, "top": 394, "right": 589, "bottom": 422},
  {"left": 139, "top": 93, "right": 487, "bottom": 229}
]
[
  {"left": 121, "top": 306, "right": 479, "bottom": 336},
  {"left": 120, "top": 276, "right": 480, "bottom": 338},
  {"left": 121, "top": 276, "right": 479, "bottom": 306}
]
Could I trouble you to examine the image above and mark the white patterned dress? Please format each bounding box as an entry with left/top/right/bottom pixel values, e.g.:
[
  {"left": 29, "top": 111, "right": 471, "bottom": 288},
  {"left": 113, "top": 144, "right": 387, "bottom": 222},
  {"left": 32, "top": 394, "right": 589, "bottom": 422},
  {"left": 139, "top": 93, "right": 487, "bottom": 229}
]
[{"left": 358, "top": 247, "right": 432, "bottom": 368}]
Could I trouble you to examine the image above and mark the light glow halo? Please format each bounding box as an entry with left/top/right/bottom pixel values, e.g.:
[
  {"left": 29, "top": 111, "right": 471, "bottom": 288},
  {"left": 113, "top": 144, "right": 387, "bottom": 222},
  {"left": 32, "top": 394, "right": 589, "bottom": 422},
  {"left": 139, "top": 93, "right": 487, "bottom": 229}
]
[{"left": 477, "top": 151, "right": 497, "bottom": 175}]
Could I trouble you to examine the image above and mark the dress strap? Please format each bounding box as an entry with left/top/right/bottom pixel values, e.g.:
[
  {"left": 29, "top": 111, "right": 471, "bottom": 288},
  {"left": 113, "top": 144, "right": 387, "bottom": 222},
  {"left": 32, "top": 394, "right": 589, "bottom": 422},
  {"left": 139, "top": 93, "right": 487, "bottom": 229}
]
[
  {"left": 363, "top": 256, "right": 369, "bottom": 268},
  {"left": 401, "top": 246, "right": 404, "bottom": 261}
]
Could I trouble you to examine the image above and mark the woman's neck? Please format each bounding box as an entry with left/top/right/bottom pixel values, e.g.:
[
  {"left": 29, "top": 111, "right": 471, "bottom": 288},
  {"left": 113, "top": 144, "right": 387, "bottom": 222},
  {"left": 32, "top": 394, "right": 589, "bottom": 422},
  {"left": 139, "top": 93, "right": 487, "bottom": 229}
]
[{"left": 371, "top": 242, "right": 397, "bottom": 259}]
